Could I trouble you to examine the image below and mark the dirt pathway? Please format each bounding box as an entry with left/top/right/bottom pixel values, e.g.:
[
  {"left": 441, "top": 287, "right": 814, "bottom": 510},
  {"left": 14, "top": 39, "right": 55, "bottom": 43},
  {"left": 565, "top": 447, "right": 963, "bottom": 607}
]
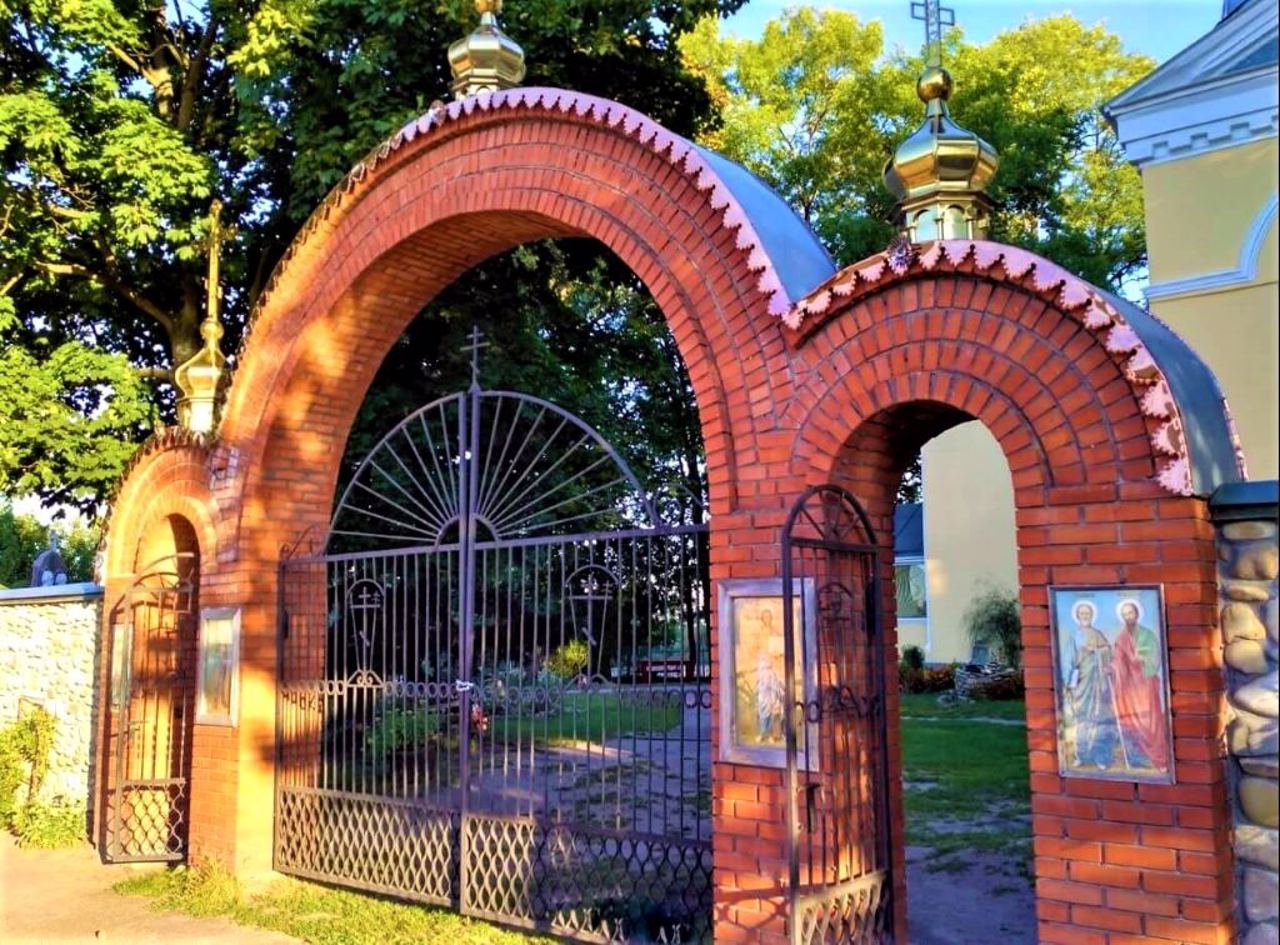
[
  {"left": 0, "top": 836, "right": 297, "bottom": 944},
  {"left": 905, "top": 844, "right": 1036, "bottom": 945}
]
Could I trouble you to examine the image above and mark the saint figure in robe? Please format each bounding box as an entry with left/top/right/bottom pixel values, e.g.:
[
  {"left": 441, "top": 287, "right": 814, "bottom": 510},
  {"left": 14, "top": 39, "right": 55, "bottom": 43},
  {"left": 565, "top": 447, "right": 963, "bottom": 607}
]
[{"left": 1109, "top": 599, "right": 1169, "bottom": 771}]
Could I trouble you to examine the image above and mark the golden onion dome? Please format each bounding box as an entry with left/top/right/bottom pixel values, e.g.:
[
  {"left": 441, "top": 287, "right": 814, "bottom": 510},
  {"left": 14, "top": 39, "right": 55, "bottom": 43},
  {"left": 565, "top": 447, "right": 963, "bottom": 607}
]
[
  {"left": 883, "top": 65, "right": 999, "bottom": 242},
  {"left": 448, "top": 0, "right": 526, "bottom": 100}
]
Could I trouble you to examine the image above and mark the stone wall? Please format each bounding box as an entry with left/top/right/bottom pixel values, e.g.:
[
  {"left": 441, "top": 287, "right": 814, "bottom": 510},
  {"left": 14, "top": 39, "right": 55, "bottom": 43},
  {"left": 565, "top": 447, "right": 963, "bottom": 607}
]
[
  {"left": 1213, "top": 481, "right": 1279, "bottom": 945},
  {"left": 0, "top": 584, "right": 103, "bottom": 807}
]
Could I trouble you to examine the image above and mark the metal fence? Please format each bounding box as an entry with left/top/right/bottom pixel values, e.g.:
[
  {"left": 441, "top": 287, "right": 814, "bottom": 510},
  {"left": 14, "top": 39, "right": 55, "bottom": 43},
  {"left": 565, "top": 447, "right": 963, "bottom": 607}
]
[{"left": 275, "top": 389, "right": 712, "bottom": 943}]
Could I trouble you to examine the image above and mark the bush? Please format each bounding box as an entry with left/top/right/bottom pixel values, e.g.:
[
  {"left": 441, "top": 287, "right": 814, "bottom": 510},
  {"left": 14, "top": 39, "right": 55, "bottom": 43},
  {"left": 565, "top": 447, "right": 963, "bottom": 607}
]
[
  {"left": 899, "top": 662, "right": 955, "bottom": 694},
  {"left": 545, "top": 640, "right": 590, "bottom": 681},
  {"left": 366, "top": 704, "right": 439, "bottom": 757},
  {"left": 901, "top": 645, "right": 925, "bottom": 672},
  {"left": 0, "top": 738, "right": 23, "bottom": 823},
  {"left": 0, "top": 706, "right": 56, "bottom": 820},
  {"left": 963, "top": 585, "right": 1022, "bottom": 669},
  {"left": 967, "top": 671, "right": 1025, "bottom": 701},
  {"left": 11, "top": 801, "right": 84, "bottom": 848}
]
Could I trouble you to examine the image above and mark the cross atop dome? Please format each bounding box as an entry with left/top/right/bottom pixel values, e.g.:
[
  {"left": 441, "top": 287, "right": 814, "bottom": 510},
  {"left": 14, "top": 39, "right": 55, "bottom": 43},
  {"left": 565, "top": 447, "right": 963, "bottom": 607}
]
[
  {"left": 883, "top": 0, "right": 999, "bottom": 243},
  {"left": 911, "top": 0, "right": 955, "bottom": 69}
]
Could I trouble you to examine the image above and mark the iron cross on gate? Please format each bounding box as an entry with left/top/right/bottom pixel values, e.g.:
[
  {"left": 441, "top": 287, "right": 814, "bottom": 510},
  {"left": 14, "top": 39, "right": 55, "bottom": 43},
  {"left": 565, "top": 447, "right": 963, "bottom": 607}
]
[
  {"left": 911, "top": 0, "right": 956, "bottom": 68},
  {"left": 461, "top": 324, "right": 489, "bottom": 390}
]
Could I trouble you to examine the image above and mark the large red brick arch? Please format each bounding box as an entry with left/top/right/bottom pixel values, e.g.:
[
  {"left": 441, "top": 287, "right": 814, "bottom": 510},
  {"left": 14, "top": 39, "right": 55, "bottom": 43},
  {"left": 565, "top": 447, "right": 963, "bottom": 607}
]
[
  {"left": 98, "top": 88, "right": 1244, "bottom": 944},
  {"left": 218, "top": 88, "right": 823, "bottom": 544}
]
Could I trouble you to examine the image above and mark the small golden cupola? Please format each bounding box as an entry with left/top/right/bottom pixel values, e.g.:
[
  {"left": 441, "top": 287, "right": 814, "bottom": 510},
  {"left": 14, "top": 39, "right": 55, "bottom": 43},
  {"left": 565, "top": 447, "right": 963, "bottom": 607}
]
[
  {"left": 883, "top": 0, "right": 999, "bottom": 242},
  {"left": 174, "top": 200, "right": 229, "bottom": 435},
  {"left": 448, "top": 0, "right": 526, "bottom": 100}
]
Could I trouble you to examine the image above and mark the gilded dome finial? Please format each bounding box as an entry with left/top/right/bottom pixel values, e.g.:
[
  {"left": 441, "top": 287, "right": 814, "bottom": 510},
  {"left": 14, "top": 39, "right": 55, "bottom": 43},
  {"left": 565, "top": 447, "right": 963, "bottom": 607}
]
[
  {"left": 883, "top": 0, "right": 998, "bottom": 243},
  {"left": 448, "top": 0, "right": 526, "bottom": 100},
  {"left": 174, "top": 200, "right": 229, "bottom": 435}
]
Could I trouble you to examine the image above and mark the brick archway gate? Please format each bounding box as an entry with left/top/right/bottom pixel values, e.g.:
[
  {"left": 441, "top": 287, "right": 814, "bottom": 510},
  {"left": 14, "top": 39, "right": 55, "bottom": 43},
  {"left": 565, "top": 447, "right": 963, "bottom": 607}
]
[{"left": 101, "top": 88, "right": 1246, "bottom": 944}]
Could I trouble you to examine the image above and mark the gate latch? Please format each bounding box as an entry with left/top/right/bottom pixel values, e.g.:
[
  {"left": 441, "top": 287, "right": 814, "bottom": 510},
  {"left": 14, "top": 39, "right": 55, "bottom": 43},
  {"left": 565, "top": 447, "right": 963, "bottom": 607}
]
[{"left": 454, "top": 680, "right": 474, "bottom": 694}]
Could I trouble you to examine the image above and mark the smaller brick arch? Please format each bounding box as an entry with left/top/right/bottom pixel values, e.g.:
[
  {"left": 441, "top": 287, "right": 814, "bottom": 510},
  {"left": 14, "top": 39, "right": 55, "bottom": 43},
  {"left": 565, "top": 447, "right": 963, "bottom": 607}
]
[
  {"left": 102, "top": 431, "right": 218, "bottom": 581},
  {"left": 762, "top": 249, "right": 1239, "bottom": 944}
]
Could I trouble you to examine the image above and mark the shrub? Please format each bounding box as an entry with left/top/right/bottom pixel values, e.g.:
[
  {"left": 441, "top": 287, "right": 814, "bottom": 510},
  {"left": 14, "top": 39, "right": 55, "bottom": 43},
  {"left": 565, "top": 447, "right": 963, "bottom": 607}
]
[
  {"left": 0, "top": 706, "right": 56, "bottom": 821},
  {"left": 11, "top": 800, "right": 84, "bottom": 848},
  {"left": 899, "top": 662, "right": 954, "bottom": 694},
  {"left": 901, "top": 645, "right": 925, "bottom": 672},
  {"left": 366, "top": 705, "right": 439, "bottom": 757},
  {"left": 546, "top": 640, "right": 590, "bottom": 681},
  {"left": 0, "top": 738, "right": 23, "bottom": 823},
  {"left": 967, "top": 671, "right": 1026, "bottom": 701},
  {"left": 963, "top": 585, "right": 1023, "bottom": 669}
]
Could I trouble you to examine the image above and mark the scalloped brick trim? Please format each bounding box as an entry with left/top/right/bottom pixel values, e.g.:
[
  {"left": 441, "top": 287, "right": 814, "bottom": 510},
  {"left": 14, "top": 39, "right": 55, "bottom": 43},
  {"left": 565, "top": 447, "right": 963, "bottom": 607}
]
[
  {"left": 787, "top": 239, "right": 1213, "bottom": 497},
  {"left": 232, "top": 87, "right": 794, "bottom": 370}
]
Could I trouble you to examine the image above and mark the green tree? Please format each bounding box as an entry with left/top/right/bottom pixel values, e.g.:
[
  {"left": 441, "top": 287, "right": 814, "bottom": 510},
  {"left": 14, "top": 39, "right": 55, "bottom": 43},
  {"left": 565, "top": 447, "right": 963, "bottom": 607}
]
[
  {"left": 2, "top": 0, "right": 743, "bottom": 513},
  {"left": 680, "top": 10, "right": 1153, "bottom": 285}
]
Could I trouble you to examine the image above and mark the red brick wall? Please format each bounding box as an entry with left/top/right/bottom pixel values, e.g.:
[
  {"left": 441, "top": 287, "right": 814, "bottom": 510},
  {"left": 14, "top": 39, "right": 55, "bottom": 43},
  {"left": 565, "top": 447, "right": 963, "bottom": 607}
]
[{"left": 101, "top": 104, "right": 1234, "bottom": 942}]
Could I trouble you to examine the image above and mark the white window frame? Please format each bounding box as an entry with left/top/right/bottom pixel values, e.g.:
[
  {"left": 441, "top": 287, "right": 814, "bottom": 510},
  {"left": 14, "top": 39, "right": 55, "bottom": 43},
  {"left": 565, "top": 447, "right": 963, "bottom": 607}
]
[{"left": 893, "top": 554, "right": 932, "bottom": 659}]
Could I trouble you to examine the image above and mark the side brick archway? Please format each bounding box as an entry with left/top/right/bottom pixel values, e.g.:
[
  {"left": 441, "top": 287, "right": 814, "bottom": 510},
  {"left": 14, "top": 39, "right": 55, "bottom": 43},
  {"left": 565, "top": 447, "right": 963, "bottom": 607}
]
[{"left": 101, "top": 88, "right": 1244, "bottom": 945}]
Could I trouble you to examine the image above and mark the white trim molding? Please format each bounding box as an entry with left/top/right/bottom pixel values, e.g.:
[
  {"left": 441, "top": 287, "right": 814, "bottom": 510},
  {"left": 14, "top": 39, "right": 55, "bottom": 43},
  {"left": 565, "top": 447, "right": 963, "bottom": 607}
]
[
  {"left": 1105, "top": 0, "right": 1278, "bottom": 168},
  {"left": 1146, "top": 194, "right": 1279, "bottom": 301},
  {"left": 1109, "top": 68, "right": 1277, "bottom": 168}
]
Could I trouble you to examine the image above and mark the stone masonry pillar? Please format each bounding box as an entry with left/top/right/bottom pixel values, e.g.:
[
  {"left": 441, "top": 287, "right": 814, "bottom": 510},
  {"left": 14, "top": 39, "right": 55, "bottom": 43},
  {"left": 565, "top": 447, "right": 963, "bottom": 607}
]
[{"left": 1212, "top": 480, "right": 1279, "bottom": 945}]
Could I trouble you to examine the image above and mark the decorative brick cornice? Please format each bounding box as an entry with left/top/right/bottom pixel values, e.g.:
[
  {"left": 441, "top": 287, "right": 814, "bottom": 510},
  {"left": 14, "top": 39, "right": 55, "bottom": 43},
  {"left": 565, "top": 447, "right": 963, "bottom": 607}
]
[
  {"left": 786, "top": 239, "right": 1238, "bottom": 497},
  {"left": 231, "top": 87, "right": 797, "bottom": 375}
]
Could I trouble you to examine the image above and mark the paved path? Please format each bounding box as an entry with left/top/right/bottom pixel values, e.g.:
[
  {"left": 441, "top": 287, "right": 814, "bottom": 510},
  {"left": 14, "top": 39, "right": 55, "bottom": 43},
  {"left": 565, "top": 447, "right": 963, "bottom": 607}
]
[
  {"left": 0, "top": 836, "right": 297, "bottom": 944},
  {"left": 900, "top": 715, "right": 1025, "bottom": 726}
]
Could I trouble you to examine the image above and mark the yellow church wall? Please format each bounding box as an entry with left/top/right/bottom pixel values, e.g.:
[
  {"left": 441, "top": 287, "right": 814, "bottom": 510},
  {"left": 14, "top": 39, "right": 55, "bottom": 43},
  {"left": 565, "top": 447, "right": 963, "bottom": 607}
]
[
  {"left": 918, "top": 421, "right": 1019, "bottom": 665},
  {"left": 1153, "top": 272, "right": 1279, "bottom": 479},
  {"left": 1143, "top": 138, "right": 1278, "bottom": 282},
  {"left": 1140, "top": 138, "right": 1278, "bottom": 480}
]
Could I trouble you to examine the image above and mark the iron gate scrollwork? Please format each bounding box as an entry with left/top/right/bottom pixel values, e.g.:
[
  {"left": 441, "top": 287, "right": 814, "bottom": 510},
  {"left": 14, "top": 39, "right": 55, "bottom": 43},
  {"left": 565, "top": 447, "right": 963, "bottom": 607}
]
[
  {"left": 102, "top": 553, "right": 198, "bottom": 862},
  {"left": 276, "top": 388, "right": 712, "bottom": 943},
  {"left": 782, "top": 486, "right": 894, "bottom": 945}
]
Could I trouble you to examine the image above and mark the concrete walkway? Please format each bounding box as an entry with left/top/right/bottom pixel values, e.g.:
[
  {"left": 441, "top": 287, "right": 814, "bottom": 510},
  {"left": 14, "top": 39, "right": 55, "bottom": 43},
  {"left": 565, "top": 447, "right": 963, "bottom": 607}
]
[{"left": 0, "top": 836, "right": 297, "bottom": 944}]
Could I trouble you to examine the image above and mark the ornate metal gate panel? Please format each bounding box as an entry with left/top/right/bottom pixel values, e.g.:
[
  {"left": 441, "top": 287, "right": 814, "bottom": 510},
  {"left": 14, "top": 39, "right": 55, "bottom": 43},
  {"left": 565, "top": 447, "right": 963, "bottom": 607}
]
[
  {"left": 276, "top": 389, "right": 712, "bottom": 942},
  {"left": 102, "top": 554, "right": 197, "bottom": 862},
  {"left": 782, "top": 486, "right": 893, "bottom": 945}
]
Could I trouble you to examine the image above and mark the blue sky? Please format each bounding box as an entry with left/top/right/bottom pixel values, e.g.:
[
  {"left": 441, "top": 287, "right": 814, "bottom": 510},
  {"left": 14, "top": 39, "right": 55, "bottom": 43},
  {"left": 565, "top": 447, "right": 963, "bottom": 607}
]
[{"left": 723, "top": 0, "right": 1223, "bottom": 64}]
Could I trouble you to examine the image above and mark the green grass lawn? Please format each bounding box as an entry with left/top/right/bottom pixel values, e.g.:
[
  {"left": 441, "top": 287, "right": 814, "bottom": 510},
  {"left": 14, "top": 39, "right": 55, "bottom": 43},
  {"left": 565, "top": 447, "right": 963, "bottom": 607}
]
[
  {"left": 899, "top": 692, "right": 1027, "bottom": 720},
  {"left": 900, "top": 700, "right": 1032, "bottom": 872},
  {"left": 487, "top": 691, "right": 682, "bottom": 745},
  {"left": 116, "top": 863, "right": 556, "bottom": 945}
]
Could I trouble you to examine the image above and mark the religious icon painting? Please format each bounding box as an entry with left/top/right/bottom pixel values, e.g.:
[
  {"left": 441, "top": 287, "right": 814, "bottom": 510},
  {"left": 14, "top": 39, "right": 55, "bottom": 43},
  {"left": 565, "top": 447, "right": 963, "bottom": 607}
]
[
  {"left": 1048, "top": 585, "right": 1175, "bottom": 784},
  {"left": 197, "top": 607, "right": 241, "bottom": 726},
  {"left": 717, "top": 579, "right": 818, "bottom": 769}
]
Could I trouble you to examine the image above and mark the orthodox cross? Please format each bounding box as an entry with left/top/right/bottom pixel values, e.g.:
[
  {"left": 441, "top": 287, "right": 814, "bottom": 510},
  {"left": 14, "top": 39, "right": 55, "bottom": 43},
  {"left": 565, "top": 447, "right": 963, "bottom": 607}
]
[
  {"left": 911, "top": 0, "right": 956, "bottom": 68},
  {"left": 461, "top": 325, "right": 490, "bottom": 389}
]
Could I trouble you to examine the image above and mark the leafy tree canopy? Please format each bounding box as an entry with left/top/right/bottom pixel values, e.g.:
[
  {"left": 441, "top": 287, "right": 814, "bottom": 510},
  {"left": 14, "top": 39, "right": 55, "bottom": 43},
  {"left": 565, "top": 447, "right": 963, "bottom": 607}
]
[
  {"left": 1, "top": 0, "right": 742, "bottom": 515},
  {"left": 679, "top": 10, "right": 1153, "bottom": 285}
]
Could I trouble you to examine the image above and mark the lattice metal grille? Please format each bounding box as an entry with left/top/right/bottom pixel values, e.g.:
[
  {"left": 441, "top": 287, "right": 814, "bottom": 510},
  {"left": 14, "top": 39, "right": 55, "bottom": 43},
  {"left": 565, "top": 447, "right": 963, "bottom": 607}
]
[
  {"left": 275, "top": 789, "right": 458, "bottom": 905},
  {"left": 792, "top": 873, "right": 892, "bottom": 945},
  {"left": 277, "top": 388, "right": 712, "bottom": 943},
  {"left": 106, "top": 780, "right": 189, "bottom": 861},
  {"left": 462, "top": 816, "right": 713, "bottom": 943}
]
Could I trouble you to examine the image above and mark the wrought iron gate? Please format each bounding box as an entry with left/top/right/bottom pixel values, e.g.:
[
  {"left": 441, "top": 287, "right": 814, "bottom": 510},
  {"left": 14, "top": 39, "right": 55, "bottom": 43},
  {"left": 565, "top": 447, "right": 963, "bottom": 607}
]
[
  {"left": 781, "top": 486, "right": 894, "bottom": 945},
  {"left": 102, "top": 554, "right": 197, "bottom": 862},
  {"left": 276, "top": 389, "right": 712, "bottom": 943}
]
